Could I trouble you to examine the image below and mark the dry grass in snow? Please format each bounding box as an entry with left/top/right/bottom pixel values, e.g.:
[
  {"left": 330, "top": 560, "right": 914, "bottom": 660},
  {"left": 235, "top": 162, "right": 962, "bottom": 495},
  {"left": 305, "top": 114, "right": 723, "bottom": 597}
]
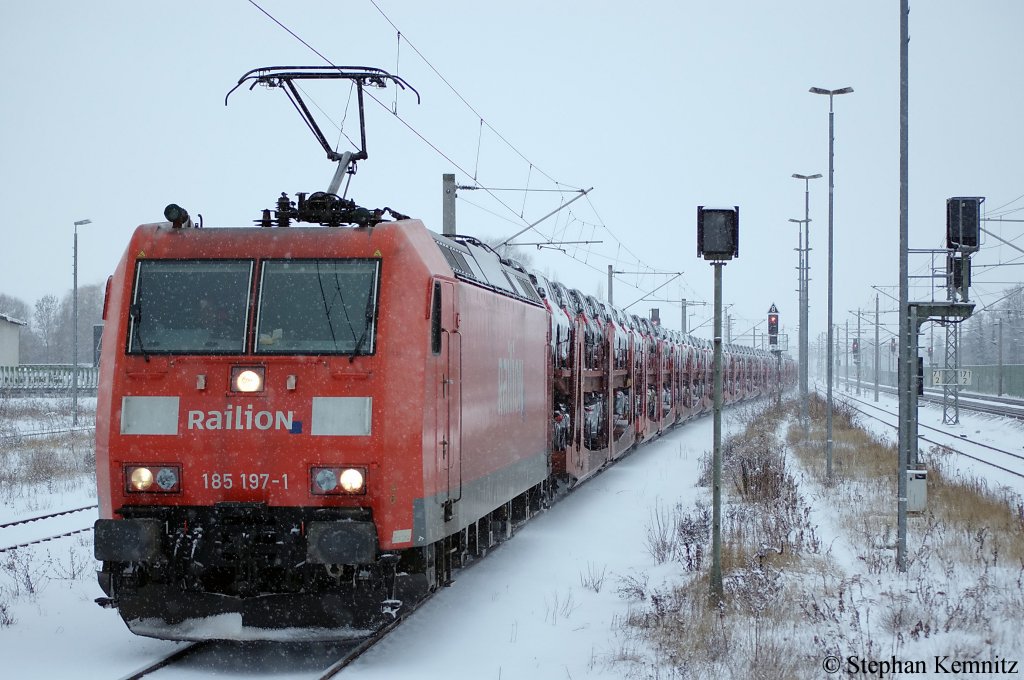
[{"left": 609, "top": 395, "right": 1024, "bottom": 679}]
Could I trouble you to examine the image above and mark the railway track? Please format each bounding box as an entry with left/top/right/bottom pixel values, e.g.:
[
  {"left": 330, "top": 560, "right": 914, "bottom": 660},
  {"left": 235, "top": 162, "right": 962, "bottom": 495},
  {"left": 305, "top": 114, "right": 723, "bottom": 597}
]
[
  {"left": 0, "top": 504, "right": 97, "bottom": 553},
  {"left": 116, "top": 642, "right": 211, "bottom": 680},
  {"left": 0, "top": 425, "right": 96, "bottom": 442},
  {"left": 113, "top": 571, "right": 432, "bottom": 679},
  {"left": 834, "top": 390, "right": 1024, "bottom": 481},
  {"left": 835, "top": 378, "right": 1024, "bottom": 420}
]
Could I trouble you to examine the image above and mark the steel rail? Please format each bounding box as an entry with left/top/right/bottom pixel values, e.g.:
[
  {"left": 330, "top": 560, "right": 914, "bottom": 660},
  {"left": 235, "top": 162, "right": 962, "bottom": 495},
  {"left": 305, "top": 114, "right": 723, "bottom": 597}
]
[
  {"left": 0, "top": 526, "right": 94, "bottom": 554},
  {"left": 833, "top": 391, "right": 1024, "bottom": 480},
  {"left": 0, "top": 504, "right": 98, "bottom": 530},
  {"left": 0, "top": 505, "right": 98, "bottom": 553},
  {"left": 0, "top": 426, "right": 96, "bottom": 441},
  {"left": 115, "top": 642, "right": 211, "bottom": 680}
]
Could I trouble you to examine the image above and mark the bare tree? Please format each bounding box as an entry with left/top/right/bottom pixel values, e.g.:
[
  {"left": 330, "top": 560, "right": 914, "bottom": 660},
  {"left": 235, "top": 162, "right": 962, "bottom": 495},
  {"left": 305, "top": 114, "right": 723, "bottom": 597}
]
[
  {"left": 0, "top": 293, "right": 31, "bottom": 323},
  {"left": 33, "top": 295, "right": 60, "bottom": 363}
]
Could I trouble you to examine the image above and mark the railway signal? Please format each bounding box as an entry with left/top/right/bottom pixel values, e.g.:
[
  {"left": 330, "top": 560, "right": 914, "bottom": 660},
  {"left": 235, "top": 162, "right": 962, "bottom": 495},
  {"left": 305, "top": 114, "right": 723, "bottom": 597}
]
[
  {"left": 767, "top": 304, "right": 779, "bottom": 345},
  {"left": 697, "top": 204, "right": 740, "bottom": 606},
  {"left": 947, "top": 253, "right": 971, "bottom": 298},
  {"left": 697, "top": 206, "right": 740, "bottom": 261},
  {"left": 896, "top": 195, "right": 983, "bottom": 574},
  {"left": 946, "top": 197, "right": 983, "bottom": 251}
]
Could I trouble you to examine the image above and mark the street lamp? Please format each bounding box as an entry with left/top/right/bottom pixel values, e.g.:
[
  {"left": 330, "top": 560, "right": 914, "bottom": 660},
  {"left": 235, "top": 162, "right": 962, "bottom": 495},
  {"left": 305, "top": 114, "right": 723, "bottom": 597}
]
[
  {"left": 809, "top": 85, "right": 853, "bottom": 481},
  {"left": 73, "top": 218, "right": 92, "bottom": 427}
]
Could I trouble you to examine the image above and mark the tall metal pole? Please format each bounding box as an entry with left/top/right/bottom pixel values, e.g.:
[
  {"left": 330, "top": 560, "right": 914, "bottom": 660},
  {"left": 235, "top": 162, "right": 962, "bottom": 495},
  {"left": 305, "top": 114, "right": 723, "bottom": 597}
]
[
  {"left": 73, "top": 227, "right": 79, "bottom": 426},
  {"left": 607, "top": 265, "right": 614, "bottom": 307},
  {"left": 856, "top": 310, "right": 862, "bottom": 395},
  {"left": 72, "top": 218, "right": 92, "bottom": 427},
  {"left": 792, "top": 174, "right": 821, "bottom": 433},
  {"left": 827, "top": 98, "right": 836, "bottom": 477},
  {"left": 811, "top": 86, "right": 852, "bottom": 481},
  {"left": 844, "top": 320, "right": 849, "bottom": 390},
  {"left": 997, "top": 317, "right": 1004, "bottom": 396},
  {"left": 710, "top": 262, "right": 724, "bottom": 603},
  {"left": 874, "top": 294, "right": 880, "bottom": 401},
  {"left": 442, "top": 174, "right": 458, "bottom": 236},
  {"left": 896, "top": 0, "right": 910, "bottom": 573}
]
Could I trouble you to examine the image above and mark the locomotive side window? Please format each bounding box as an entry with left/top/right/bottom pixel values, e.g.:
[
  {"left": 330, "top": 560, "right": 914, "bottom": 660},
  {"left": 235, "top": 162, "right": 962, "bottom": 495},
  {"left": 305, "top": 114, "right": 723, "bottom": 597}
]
[
  {"left": 255, "top": 259, "right": 381, "bottom": 355},
  {"left": 127, "top": 260, "right": 252, "bottom": 355},
  {"left": 430, "top": 282, "right": 442, "bottom": 355}
]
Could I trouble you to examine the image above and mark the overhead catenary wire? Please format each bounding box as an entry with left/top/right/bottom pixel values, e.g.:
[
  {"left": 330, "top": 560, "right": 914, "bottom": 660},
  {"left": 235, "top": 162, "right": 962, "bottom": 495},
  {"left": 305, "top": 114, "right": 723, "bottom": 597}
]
[
  {"left": 244, "top": 0, "right": 682, "bottom": 310},
  {"left": 366, "top": 0, "right": 570, "bottom": 189}
]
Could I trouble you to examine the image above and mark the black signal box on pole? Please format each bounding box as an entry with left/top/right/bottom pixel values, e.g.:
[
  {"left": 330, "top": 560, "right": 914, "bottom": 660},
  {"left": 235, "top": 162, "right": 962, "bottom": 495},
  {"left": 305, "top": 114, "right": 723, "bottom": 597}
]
[
  {"left": 947, "top": 253, "right": 971, "bottom": 297},
  {"left": 946, "top": 197, "right": 983, "bottom": 250},
  {"left": 697, "top": 206, "right": 740, "bottom": 261},
  {"left": 767, "top": 304, "right": 779, "bottom": 346}
]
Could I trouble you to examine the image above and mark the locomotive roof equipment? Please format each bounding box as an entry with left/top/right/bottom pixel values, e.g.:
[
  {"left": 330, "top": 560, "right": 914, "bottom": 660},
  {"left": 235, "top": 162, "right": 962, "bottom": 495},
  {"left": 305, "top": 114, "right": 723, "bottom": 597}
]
[{"left": 226, "top": 66, "right": 420, "bottom": 217}]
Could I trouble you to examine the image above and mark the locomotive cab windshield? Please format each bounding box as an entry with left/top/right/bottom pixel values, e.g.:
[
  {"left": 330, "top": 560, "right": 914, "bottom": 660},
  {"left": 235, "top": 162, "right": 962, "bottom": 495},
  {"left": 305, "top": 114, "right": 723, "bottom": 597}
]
[
  {"left": 256, "top": 258, "right": 380, "bottom": 355},
  {"left": 127, "top": 260, "right": 252, "bottom": 354},
  {"left": 126, "top": 257, "right": 381, "bottom": 356}
]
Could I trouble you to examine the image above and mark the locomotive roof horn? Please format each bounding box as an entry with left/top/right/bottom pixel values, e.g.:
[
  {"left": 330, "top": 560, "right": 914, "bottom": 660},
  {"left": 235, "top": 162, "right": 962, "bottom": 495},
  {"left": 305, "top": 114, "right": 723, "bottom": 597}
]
[{"left": 226, "top": 66, "right": 420, "bottom": 189}]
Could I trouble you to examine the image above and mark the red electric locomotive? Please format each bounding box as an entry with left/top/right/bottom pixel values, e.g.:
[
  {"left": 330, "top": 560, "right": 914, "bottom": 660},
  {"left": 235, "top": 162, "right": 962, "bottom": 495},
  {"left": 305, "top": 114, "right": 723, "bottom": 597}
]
[
  {"left": 92, "top": 66, "right": 795, "bottom": 640},
  {"left": 94, "top": 205, "right": 552, "bottom": 638}
]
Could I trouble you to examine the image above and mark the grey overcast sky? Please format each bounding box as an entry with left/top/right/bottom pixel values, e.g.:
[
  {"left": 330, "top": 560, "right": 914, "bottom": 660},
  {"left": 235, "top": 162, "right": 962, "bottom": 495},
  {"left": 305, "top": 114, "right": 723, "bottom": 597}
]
[{"left": 2, "top": 1, "right": 1022, "bottom": 344}]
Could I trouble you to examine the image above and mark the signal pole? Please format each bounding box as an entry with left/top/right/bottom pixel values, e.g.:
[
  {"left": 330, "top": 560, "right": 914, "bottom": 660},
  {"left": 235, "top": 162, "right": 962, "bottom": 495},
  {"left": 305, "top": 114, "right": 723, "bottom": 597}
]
[{"left": 697, "top": 205, "right": 740, "bottom": 605}]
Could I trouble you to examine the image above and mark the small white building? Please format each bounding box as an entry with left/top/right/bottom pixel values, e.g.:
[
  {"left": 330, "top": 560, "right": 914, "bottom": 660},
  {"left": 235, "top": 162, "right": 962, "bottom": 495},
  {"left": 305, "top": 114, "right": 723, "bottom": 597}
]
[{"left": 0, "top": 313, "right": 27, "bottom": 365}]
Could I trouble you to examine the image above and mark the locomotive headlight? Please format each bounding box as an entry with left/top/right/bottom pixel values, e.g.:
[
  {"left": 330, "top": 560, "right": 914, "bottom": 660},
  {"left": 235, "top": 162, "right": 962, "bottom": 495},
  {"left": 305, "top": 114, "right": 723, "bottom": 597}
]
[
  {"left": 129, "top": 467, "right": 154, "bottom": 491},
  {"left": 125, "top": 464, "right": 182, "bottom": 494},
  {"left": 314, "top": 468, "right": 338, "bottom": 492},
  {"left": 231, "top": 366, "right": 265, "bottom": 393},
  {"left": 311, "top": 466, "right": 367, "bottom": 495},
  {"left": 155, "top": 466, "right": 179, "bottom": 491},
  {"left": 338, "top": 468, "right": 365, "bottom": 493}
]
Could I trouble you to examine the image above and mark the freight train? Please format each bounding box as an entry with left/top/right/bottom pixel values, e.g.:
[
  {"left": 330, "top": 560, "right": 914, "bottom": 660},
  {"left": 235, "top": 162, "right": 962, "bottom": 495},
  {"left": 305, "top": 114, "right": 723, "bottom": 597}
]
[{"left": 92, "top": 67, "right": 795, "bottom": 641}]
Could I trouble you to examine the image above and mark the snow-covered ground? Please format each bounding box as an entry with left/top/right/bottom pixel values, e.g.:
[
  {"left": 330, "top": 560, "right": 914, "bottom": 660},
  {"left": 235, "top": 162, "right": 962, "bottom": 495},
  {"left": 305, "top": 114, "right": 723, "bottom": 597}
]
[
  {"left": 1, "top": 391, "right": 1022, "bottom": 678},
  {"left": 834, "top": 383, "right": 1024, "bottom": 498}
]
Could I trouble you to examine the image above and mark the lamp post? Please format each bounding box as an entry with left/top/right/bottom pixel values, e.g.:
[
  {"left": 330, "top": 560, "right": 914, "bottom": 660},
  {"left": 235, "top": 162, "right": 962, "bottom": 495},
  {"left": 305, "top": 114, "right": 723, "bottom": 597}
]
[
  {"left": 809, "top": 85, "right": 853, "bottom": 481},
  {"left": 791, "top": 173, "right": 821, "bottom": 434},
  {"left": 73, "top": 218, "right": 92, "bottom": 427}
]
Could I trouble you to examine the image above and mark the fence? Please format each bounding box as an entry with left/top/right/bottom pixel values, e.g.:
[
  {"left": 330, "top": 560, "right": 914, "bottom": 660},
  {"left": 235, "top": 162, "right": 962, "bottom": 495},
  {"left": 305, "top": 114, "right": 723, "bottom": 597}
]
[{"left": 0, "top": 365, "right": 99, "bottom": 393}]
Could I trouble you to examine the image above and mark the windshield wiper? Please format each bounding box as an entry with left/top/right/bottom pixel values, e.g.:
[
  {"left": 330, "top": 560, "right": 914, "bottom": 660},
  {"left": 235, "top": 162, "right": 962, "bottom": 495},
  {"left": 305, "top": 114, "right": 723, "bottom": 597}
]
[
  {"left": 130, "top": 303, "right": 151, "bottom": 363},
  {"left": 348, "top": 292, "right": 376, "bottom": 363},
  {"left": 316, "top": 261, "right": 361, "bottom": 350}
]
